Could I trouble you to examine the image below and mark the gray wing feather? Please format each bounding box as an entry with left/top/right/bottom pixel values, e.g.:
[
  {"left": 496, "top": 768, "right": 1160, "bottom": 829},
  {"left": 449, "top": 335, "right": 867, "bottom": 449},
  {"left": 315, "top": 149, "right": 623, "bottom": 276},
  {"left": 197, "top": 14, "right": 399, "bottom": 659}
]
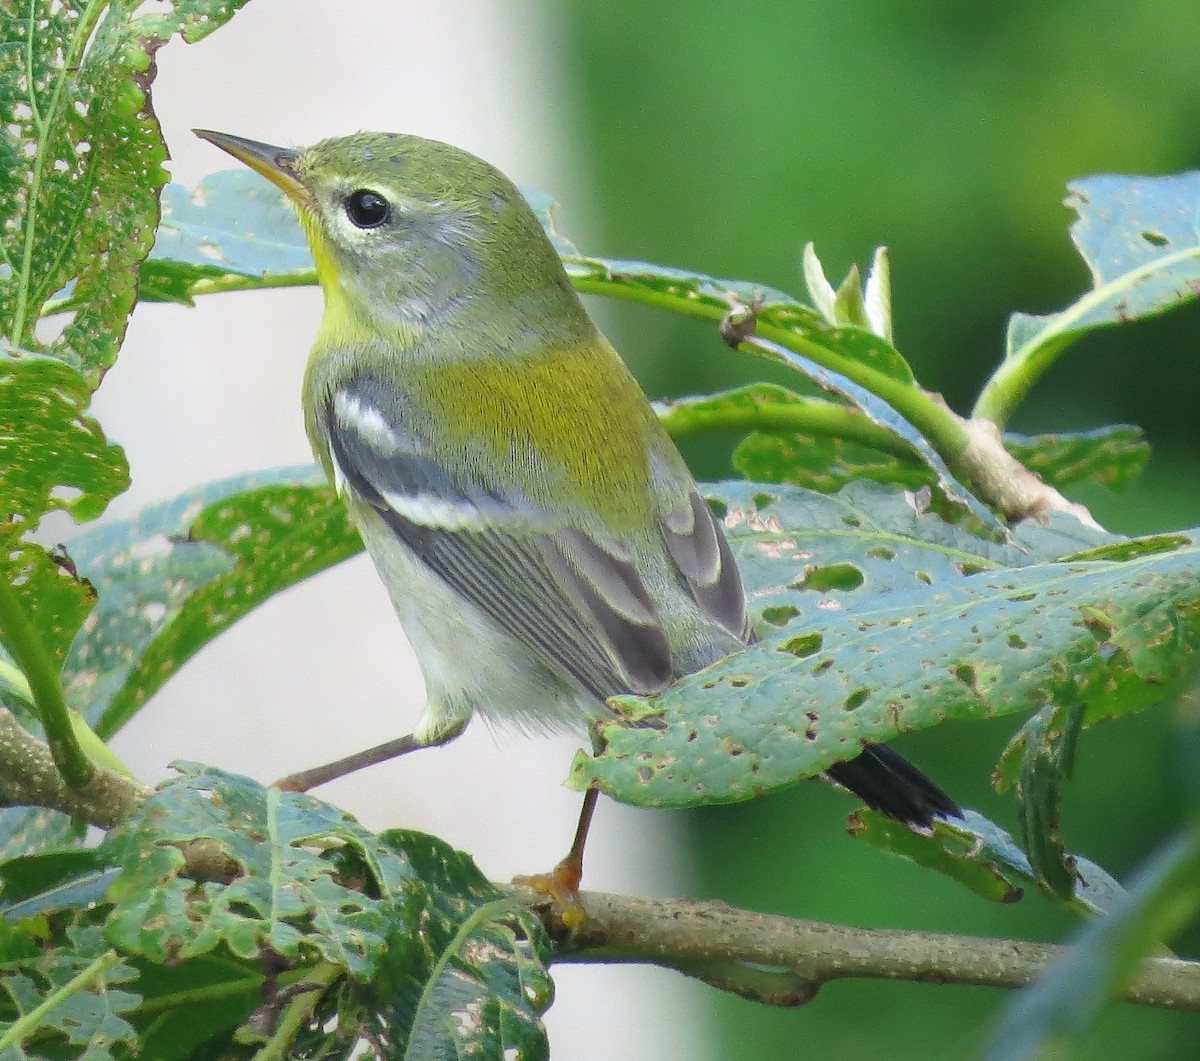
[
  {"left": 325, "top": 386, "right": 672, "bottom": 699},
  {"left": 660, "top": 489, "right": 749, "bottom": 640}
]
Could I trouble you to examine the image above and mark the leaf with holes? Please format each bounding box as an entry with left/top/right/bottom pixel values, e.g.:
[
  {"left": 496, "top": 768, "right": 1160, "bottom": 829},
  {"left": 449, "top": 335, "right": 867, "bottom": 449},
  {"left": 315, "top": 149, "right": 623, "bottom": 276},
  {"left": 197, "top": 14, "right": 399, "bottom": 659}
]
[
  {"left": 99, "top": 764, "right": 418, "bottom": 972},
  {"left": 978, "top": 172, "right": 1200, "bottom": 422},
  {"left": 1005, "top": 426, "right": 1150, "bottom": 492},
  {"left": 0, "top": 808, "right": 85, "bottom": 865},
  {"left": 0, "top": 0, "right": 251, "bottom": 384},
  {"left": 62, "top": 465, "right": 360, "bottom": 737},
  {"left": 96, "top": 766, "right": 551, "bottom": 1055},
  {"left": 364, "top": 830, "right": 553, "bottom": 1061},
  {"left": 572, "top": 481, "right": 1200, "bottom": 808},
  {"left": 0, "top": 352, "right": 128, "bottom": 666},
  {"left": 1006, "top": 702, "right": 1087, "bottom": 901}
]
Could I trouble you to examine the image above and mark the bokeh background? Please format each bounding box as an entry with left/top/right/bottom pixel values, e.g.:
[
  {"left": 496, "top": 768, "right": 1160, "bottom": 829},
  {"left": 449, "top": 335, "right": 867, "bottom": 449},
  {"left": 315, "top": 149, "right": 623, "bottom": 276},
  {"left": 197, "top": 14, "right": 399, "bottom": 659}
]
[{"left": 94, "top": 1, "right": 1200, "bottom": 1057}]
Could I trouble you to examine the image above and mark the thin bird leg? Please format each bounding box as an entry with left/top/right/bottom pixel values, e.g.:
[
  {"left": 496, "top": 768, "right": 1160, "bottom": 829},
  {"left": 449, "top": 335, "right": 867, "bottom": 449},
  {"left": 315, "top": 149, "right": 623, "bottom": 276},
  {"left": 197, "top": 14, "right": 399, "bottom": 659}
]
[
  {"left": 275, "top": 727, "right": 462, "bottom": 792},
  {"left": 513, "top": 785, "right": 600, "bottom": 929}
]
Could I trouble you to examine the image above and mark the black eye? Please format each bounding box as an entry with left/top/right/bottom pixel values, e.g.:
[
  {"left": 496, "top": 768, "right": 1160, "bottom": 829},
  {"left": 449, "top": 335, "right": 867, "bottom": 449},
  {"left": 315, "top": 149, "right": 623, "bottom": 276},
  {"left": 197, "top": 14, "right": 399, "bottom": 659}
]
[{"left": 344, "top": 189, "right": 391, "bottom": 228}]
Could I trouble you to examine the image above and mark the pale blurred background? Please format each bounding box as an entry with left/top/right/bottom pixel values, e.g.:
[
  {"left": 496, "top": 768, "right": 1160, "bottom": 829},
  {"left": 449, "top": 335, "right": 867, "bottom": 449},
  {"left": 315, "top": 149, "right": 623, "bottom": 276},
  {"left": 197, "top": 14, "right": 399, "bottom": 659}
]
[
  {"left": 90, "top": 1, "right": 1200, "bottom": 1058},
  {"left": 94, "top": 2, "right": 703, "bottom": 1058}
]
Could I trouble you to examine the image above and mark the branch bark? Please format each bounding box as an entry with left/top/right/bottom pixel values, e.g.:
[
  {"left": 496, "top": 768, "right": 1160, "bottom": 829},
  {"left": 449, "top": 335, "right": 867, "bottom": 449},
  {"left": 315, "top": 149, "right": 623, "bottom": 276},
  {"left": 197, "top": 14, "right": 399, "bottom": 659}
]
[
  {"left": 519, "top": 887, "right": 1200, "bottom": 1011},
  {"left": 0, "top": 707, "right": 148, "bottom": 828}
]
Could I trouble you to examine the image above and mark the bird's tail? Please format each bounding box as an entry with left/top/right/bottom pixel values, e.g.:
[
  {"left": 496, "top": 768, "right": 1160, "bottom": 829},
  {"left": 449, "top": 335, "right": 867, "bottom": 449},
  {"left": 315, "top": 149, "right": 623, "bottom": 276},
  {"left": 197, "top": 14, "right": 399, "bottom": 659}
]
[{"left": 824, "top": 742, "right": 960, "bottom": 827}]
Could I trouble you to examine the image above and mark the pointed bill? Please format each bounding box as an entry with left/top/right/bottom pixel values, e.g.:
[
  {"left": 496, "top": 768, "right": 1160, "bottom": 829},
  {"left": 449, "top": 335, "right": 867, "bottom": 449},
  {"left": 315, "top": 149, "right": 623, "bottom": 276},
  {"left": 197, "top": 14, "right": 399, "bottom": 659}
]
[{"left": 193, "top": 129, "right": 310, "bottom": 204}]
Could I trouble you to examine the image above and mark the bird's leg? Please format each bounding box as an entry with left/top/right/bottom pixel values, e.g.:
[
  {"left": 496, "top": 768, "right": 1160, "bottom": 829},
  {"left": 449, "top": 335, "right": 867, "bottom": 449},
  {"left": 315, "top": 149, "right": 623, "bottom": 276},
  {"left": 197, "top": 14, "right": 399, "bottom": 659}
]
[
  {"left": 275, "top": 724, "right": 464, "bottom": 792},
  {"left": 513, "top": 785, "right": 600, "bottom": 930}
]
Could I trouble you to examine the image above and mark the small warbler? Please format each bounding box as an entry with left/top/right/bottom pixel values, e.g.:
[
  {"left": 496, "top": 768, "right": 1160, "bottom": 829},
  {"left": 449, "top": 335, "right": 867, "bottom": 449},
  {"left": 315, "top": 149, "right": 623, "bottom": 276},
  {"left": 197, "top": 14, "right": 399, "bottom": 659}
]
[{"left": 196, "top": 129, "right": 959, "bottom": 900}]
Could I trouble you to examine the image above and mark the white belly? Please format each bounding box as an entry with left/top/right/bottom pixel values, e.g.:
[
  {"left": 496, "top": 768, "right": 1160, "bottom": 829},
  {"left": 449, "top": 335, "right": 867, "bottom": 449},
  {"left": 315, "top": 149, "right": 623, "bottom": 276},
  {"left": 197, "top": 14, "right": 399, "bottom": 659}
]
[{"left": 351, "top": 500, "right": 601, "bottom": 744}]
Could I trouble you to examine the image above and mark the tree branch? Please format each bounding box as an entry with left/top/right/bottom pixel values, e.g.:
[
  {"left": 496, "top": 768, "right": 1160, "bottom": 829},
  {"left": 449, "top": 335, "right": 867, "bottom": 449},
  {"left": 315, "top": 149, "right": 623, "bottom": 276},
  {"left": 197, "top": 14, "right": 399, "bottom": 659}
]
[
  {"left": 519, "top": 888, "right": 1200, "bottom": 1010},
  {"left": 0, "top": 707, "right": 148, "bottom": 828}
]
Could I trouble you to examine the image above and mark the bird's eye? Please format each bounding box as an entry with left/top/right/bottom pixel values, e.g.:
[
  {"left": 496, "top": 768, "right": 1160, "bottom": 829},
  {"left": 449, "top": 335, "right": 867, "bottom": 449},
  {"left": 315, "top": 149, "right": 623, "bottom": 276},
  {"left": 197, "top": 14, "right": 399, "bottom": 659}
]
[{"left": 344, "top": 189, "right": 391, "bottom": 228}]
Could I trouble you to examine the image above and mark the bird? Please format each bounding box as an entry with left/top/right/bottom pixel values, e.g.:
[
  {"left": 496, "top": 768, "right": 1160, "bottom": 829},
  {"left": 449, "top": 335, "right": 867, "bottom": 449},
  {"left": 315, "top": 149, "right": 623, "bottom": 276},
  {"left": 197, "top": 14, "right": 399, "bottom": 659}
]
[{"left": 195, "top": 128, "right": 960, "bottom": 911}]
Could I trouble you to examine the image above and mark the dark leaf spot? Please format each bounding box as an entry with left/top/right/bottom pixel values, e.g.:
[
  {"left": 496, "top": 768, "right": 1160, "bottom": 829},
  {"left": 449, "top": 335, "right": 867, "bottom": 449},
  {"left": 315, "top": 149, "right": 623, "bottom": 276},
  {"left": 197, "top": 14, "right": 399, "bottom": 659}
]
[
  {"left": 794, "top": 563, "right": 864, "bottom": 592},
  {"left": 779, "top": 632, "right": 823, "bottom": 658},
  {"left": 761, "top": 604, "right": 800, "bottom": 627},
  {"left": 843, "top": 688, "right": 871, "bottom": 711}
]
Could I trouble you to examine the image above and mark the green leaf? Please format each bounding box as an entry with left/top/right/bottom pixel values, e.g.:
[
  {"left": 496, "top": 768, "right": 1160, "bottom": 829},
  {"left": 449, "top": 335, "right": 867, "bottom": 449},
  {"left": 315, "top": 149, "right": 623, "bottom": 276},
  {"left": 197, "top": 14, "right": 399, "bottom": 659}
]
[
  {"left": 142, "top": 170, "right": 316, "bottom": 304},
  {"left": 1015, "top": 172, "right": 1200, "bottom": 353},
  {"left": 1004, "top": 425, "right": 1150, "bottom": 492},
  {"left": 573, "top": 481, "right": 1198, "bottom": 809},
  {"left": 976, "top": 172, "right": 1200, "bottom": 424},
  {"left": 62, "top": 466, "right": 360, "bottom": 737},
  {"left": 660, "top": 388, "right": 1147, "bottom": 496},
  {"left": 0, "top": 921, "right": 139, "bottom": 1061},
  {"left": 368, "top": 831, "right": 553, "bottom": 1061},
  {"left": 1002, "top": 702, "right": 1087, "bottom": 901},
  {"left": 99, "top": 764, "right": 419, "bottom": 974},
  {"left": 734, "top": 431, "right": 931, "bottom": 494},
  {"left": 96, "top": 767, "right": 552, "bottom": 1056},
  {"left": 0, "top": 0, "right": 251, "bottom": 382},
  {"left": 0, "top": 351, "right": 128, "bottom": 666},
  {"left": 852, "top": 808, "right": 1124, "bottom": 914},
  {"left": 0, "top": 809, "right": 85, "bottom": 864},
  {"left": 986, "top": 822, "right": 1200, "bottom": 1060},
  {"left": 0, "top": 848, "right": 103, "bottom": 910},
  {"left": 717, "top": 333, "right": 1004, "bottom": 533},
  {"left": 123, "top": 954, "right": 262, "bottom": 1061}
]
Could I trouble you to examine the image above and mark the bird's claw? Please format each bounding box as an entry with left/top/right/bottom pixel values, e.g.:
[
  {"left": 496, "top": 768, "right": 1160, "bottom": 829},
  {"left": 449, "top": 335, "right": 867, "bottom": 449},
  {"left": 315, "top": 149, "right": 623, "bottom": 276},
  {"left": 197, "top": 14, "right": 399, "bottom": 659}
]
[{"left": 513, "top": 859, "right": 587, "bottom": 930}]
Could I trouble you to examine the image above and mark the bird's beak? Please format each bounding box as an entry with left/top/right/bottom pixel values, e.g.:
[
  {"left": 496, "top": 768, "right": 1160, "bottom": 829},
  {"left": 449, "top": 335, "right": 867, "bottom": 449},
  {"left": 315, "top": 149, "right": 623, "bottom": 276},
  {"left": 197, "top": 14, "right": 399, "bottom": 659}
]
[{"left": 193, "top": 129, "right": 309, "bottom": 203}]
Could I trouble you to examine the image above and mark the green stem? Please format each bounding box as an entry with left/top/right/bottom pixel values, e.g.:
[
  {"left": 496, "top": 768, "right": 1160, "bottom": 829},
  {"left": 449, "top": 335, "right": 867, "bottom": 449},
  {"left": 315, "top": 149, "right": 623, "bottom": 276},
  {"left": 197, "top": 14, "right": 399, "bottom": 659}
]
[
  {"left": 0, "top": 949, "right": 121, "bottom": 1053},
  {"left": 136, "top": 971, "right": 267, "bottom": 1015},
  {"left": 568, "top": 267, "right": 972, "bottom": 462},
  {"left": 971, "top": 244, "right": 1200, "bottom": 428},
  {"left": 658, "top": 390, "right": 916, "bottom": 456},
  {"left": 0, "top": 579, "right": 94, "bottom": 788},
  {"left": 972, "top": 334, "right": 1071, "bottom": 429}
]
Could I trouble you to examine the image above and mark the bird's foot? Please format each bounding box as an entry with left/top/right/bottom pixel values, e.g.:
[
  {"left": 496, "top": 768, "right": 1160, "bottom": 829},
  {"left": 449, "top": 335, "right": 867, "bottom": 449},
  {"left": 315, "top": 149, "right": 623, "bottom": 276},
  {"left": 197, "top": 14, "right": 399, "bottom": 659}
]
[{"left": 513, "top": 857, "right": 587, "bottom": 931}]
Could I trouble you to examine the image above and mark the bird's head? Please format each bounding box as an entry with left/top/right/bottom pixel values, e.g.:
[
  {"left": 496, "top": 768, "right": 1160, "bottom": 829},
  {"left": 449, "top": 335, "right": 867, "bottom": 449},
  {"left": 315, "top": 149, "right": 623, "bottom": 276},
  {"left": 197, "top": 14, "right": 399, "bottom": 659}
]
[{"left": 195, "top": 129, "right": 566, "bottom": 337}]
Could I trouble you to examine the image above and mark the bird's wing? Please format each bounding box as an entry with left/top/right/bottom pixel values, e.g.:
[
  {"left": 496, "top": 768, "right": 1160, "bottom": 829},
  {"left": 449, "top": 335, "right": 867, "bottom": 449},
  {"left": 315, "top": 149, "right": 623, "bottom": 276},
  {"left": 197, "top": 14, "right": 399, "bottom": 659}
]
[
  {"left": 324, "top": 380, "right": 673, "bottom": 700},
  {"left": 657, "top": 486, "right": 749, "bottom": 643}
]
